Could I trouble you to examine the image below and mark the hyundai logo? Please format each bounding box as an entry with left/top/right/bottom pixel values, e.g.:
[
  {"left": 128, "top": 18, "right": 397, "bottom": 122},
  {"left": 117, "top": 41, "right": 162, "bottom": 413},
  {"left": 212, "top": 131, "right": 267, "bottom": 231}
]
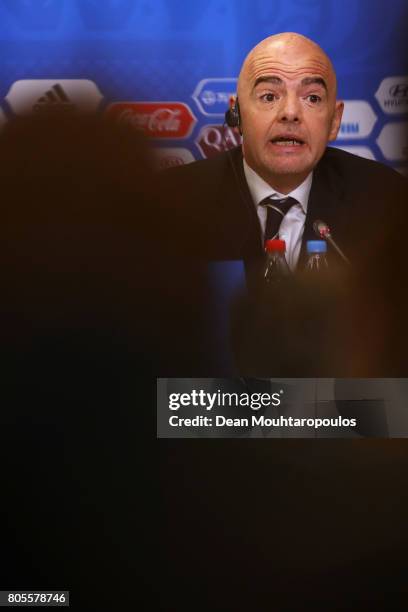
[{"left": 389, "top": 84, "right": 408, "bottom": 98}]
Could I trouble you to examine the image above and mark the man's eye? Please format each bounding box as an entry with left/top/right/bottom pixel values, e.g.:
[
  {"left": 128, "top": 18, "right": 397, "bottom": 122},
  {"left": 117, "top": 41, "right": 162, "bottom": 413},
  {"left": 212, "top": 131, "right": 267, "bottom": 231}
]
[
  {"left": 307, "top": 94, "right": 321, "bottom": 104},
  {"left": 260, "top": 93, "right": 277, "bottom": 102}
]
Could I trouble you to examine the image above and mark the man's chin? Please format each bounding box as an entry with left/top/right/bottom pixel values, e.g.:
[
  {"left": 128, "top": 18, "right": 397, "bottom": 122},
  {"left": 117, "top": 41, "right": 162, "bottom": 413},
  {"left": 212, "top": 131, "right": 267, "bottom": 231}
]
[
  {"left": 256, "top": 160, "right": 312, "bottom": 191},
  {"left": 263, "top": 162, "right": 311, "bottom": 178}
]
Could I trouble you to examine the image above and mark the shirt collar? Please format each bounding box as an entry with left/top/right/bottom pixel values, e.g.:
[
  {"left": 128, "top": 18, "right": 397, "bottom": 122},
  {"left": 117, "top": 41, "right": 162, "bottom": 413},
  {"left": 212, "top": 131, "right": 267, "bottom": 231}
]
[{"left": 243, "top": 158, "right": 313, "bottom": 214}]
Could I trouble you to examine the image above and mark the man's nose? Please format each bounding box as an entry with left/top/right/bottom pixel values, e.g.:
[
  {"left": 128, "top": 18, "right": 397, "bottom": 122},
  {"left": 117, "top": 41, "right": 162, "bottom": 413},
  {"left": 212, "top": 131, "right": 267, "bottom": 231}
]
[{"left": 277, "top": 94, "right": 301, "bottom": 122}]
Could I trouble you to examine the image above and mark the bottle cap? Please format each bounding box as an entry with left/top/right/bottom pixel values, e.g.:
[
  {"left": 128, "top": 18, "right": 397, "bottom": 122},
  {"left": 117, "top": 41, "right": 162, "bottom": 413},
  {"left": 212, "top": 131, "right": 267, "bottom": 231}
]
[
  {"left": 307, "top": 240, "right": 327, "bottom": 253},
  {"left": 265, "top": 239, "right": 286, "bottom": 253}
]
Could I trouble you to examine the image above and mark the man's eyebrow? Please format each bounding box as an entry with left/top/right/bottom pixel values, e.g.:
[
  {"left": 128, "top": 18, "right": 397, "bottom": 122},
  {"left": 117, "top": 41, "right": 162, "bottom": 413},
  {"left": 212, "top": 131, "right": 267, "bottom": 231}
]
[
  {"left": 253, "top": 76, "right": 283, "bottom": 88},
  {"left": 301, "top": 77, "right": 328, "bottom": 91},
  {"left": 253, "top": 75, "right": 328, "bottom": 92}
]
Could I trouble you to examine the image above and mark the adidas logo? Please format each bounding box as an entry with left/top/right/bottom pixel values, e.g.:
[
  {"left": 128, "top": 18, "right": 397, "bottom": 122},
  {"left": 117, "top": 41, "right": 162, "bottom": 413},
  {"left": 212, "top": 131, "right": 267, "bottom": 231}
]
[{"left": 32, "top": 83, "right": 76, "bottom": 113}]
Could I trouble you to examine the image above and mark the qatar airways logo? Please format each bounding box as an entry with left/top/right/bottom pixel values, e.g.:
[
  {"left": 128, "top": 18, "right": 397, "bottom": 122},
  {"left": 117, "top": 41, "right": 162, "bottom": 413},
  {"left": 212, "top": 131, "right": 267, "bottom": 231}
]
[
  {"left": 195, "top": 124, "right": 242, "bottom": 158},
  {"left": 105, "top": 102, "right": 197, "bottom": 139}
]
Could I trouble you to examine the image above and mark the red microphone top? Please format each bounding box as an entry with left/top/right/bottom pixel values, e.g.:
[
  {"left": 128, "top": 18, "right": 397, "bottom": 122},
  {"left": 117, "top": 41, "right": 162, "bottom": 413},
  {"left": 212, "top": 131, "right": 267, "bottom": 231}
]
[{"left": 319, "top": 226, "right": 331, "bottom": 238}]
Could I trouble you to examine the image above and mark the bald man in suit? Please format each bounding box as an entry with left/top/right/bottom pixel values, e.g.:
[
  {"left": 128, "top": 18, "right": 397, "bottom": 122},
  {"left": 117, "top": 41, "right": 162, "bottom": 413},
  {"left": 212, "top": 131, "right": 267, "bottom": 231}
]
[{"left": 160, "top": 33, "right": 408, "bottom": 377}]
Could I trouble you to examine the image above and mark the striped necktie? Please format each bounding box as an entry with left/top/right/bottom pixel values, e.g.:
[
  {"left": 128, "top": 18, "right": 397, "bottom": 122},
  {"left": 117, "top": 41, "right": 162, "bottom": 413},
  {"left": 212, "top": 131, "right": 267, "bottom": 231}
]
[{"left": 260, "top": 196, "right": 298, "bottom": 242}]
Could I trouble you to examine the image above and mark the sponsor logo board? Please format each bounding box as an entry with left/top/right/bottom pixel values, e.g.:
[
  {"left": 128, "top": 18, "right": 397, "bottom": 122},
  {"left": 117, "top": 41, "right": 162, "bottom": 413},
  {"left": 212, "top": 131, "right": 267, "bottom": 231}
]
[
  {"left": 376, "top": 123, "right": 408, "bottom": 161},
  {"left": 154, "top": 147, "right": 195, "bottom": 169},
  {"left": 192, "top": 78, "right": 237, "bottom": 117},
  {"left": 195, "top": 124, "right": 242, "bottom": 158},
  {"left": 5, "top": 80, "right": 103, "bottom": 115},
  {"left": 336, "top": 100, "right": 377, "bottom": 140},
  {"left": 375, "top": 76, "right": 408, "bottom": 114},
  {"left": 106, "top": 102, "right": 196, "bottom": 139}
]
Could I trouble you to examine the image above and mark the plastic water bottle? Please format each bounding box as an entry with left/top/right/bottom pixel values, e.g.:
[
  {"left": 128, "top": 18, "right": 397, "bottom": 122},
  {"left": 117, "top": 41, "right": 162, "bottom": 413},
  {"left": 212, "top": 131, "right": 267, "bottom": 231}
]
[
  {"left": 305, "top": 240, "right": 328, "bottom": 272},
  {"left": 264, "top": 239, "right": 290, "bottom": 283}
]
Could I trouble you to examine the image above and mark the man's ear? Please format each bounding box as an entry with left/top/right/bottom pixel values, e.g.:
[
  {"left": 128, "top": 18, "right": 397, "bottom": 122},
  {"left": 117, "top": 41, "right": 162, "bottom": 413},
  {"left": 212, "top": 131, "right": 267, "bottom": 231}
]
[{"left": 328, "top": 100, "right": 344, "bottom": 141}]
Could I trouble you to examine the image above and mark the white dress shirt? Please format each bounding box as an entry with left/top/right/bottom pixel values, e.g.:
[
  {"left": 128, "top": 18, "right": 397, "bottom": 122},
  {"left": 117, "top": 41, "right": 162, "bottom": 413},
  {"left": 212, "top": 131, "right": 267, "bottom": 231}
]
[{"left": 243, "top": 159, "right": 313, "bottom": 270}]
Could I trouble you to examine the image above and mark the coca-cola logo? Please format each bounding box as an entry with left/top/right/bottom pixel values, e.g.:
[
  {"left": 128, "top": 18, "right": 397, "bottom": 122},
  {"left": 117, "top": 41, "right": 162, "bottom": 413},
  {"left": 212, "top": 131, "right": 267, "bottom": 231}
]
[
  {"left": 195, "top": 124, "right": 242, "bottom": 158},
  {"left": 105, "top": 102, "right": 197, "bottom": 139}
]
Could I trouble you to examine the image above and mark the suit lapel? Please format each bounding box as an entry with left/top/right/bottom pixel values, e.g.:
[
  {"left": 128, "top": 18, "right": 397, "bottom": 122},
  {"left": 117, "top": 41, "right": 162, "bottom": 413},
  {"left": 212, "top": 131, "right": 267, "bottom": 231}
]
[{"left": 216, "top": 146, "right": 264, "bottom": 259}]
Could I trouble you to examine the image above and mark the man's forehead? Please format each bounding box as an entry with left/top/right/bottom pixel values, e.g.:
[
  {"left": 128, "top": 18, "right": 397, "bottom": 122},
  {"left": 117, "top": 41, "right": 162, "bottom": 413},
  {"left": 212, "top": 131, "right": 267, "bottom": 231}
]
[
  {"left": 239, "top": 34, "right": 335, "bottom": 92},
  {"left": 245, "top": 52, "right": 331, "bottom": 84}
]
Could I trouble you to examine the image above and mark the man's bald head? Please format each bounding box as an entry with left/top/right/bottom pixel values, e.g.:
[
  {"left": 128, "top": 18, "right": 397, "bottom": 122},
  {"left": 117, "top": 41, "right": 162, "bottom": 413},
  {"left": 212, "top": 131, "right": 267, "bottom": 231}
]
[
  {"left": 235, "top": 32, "right": 343, "bottom": 193},
  {"left": 237, "top": 33, "right": 337, "bottom": 102}
]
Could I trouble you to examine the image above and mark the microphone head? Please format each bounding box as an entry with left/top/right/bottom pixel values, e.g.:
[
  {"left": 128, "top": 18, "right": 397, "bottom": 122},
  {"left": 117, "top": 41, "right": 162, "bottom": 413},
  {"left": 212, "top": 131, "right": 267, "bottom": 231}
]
[{"left": 313, "top": 219, "right": 331, "bottom": 239}]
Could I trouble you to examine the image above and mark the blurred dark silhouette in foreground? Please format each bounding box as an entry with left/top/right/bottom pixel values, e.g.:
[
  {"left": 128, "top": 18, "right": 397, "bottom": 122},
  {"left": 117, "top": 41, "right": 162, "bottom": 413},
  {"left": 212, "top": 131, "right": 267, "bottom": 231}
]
[
  {"left": 0, "top": 114, "right": 168, "bottom": 608},
  {"left": 0, "top": 112, "right": 234, "bottom": 608}
]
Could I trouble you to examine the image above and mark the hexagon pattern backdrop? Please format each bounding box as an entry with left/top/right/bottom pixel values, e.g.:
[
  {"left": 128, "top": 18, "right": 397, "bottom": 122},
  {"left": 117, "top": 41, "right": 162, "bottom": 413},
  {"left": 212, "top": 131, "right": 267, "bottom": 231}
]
[{"left": 0, "top": 0, "right": 407, "bottom": 173}]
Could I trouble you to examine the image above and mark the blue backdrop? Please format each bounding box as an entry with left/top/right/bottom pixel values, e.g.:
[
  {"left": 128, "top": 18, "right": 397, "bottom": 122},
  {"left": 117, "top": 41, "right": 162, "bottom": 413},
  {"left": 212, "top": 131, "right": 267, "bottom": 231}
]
[{"left": 0, "top": 0, "right": 407, "bottom": 173}]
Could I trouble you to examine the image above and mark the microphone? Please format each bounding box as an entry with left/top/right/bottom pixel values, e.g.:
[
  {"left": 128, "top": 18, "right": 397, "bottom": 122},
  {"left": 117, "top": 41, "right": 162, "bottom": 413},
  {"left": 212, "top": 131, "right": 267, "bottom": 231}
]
[{"left": 313, "top": 220, "right": 350, "bottom": 265}]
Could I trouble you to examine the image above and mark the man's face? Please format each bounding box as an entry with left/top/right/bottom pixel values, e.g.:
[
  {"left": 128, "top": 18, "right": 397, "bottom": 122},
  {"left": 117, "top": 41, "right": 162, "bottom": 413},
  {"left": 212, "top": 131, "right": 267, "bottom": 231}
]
[{"left": 238, "top": 37, "right": 344, "bottom": 191}]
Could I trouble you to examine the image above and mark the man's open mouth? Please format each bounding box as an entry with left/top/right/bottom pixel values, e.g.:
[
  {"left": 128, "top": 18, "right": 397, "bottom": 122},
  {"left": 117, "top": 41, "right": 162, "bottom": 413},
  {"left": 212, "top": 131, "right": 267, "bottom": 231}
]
[{"left": 270, "top": 136, "right": 305, "bottom": 146}]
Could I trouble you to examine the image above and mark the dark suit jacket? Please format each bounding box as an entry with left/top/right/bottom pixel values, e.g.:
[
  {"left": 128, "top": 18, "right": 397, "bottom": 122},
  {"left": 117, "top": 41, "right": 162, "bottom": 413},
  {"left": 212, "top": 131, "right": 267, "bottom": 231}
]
[
  {"left": 159, "top": 146, "right": 408, "bottom": 376},
  {"left": 161, "top": 145, "right": 406, "bottom": 267}
]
